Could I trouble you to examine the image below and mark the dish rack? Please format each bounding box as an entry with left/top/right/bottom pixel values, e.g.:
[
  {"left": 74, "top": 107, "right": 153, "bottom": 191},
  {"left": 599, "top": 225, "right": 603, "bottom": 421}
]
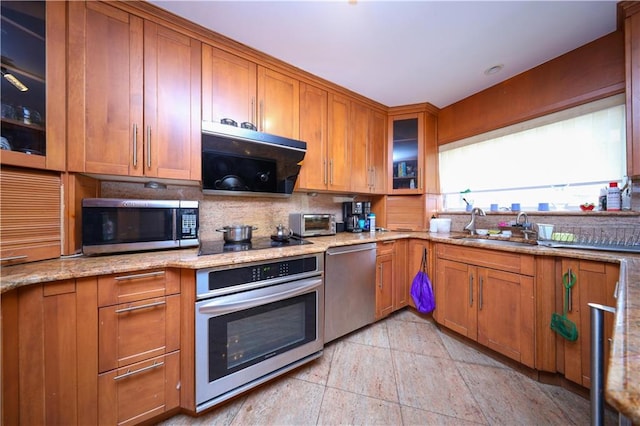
[{"left": 538, "top": 225, "right": 640, "bottom": 253}]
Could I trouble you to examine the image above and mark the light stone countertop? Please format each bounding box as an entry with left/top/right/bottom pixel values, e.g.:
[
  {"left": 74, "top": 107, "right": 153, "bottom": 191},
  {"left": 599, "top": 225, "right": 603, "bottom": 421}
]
[{"left": 0, "top": 231, "right": 638, "bottom": 422}]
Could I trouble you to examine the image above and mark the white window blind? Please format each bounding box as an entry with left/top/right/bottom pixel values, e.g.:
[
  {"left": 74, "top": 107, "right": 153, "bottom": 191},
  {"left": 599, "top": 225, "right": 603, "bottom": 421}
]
[{"left": 439, "top": 95, "right": 626, "bottom": 210}]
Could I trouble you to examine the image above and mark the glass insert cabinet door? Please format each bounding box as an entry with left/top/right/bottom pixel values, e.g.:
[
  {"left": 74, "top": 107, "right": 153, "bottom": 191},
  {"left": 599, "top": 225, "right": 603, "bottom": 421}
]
[
  {"left": 389, "top": 113, "right": 424, "bottom": 192},
  {"left": 0, "top": 1, "right": 46, "bottom": 157}
]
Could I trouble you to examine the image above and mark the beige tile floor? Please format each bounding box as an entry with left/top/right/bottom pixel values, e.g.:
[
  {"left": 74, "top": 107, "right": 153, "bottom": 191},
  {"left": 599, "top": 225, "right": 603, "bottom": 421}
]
[{"left": 159, "top": 309, "right": 618, "bottom": 425}]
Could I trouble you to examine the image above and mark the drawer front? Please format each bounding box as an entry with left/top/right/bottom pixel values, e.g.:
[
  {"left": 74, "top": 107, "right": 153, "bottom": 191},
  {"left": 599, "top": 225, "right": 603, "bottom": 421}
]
[
  {"left": 376, "top": 240, "right": 396, "bottom": 256},
  {"left": 98, "top": 268, "right": 180, "bottom": 306},
  {"left": 99, "top": 294, "right": 180, "bottom": 372},
  {"left": 98, "top": 351, "right": 180, "bottom": 426},
  {"left": 436, "top": 243, "right": 534, "bottom": 276}
]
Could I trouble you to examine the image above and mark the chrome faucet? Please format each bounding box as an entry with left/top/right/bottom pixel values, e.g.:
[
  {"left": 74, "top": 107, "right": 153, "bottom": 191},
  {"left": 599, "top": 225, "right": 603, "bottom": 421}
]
[{"left": 464, "top": 207, "right": 486, "bottom": 235}]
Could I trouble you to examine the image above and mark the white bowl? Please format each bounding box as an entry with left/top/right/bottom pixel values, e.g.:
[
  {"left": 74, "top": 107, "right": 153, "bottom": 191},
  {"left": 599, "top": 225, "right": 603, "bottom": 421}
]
[{"left": 476, "top": 229, "right": 489, "bottom": 236}]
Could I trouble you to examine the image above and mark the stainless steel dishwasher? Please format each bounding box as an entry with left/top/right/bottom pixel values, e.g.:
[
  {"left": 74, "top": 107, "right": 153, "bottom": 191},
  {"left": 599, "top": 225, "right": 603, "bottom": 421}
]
[{"left": 324, "top": 242, "right": 377, "bottom": 343}]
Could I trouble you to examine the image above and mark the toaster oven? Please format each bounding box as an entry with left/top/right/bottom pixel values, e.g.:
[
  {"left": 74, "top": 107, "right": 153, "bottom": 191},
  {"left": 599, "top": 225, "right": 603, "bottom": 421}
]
[{"left": 289, "top": 213, "right": 336, "bottom": 237}]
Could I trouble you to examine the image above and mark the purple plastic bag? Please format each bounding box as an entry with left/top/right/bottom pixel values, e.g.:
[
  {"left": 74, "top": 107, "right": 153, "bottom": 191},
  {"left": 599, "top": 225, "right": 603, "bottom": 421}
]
[{"left": 410, "top": 248, "right": 435, "bottom": 313}]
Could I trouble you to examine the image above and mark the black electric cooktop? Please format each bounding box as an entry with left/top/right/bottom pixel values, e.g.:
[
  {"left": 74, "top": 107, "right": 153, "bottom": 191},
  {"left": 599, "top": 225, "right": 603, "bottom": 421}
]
[{"left": 198, "top": 236, "right": 312, "bottom": 256}]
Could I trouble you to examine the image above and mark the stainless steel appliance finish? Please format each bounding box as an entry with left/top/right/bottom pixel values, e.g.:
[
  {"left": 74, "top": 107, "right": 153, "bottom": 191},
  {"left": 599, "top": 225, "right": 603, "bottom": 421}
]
[
  {"left": 81, "top": 198, "right": 198, "bottom": 255},
  {"left": 194, "top": 253, "right": 324, "bottom": 412},
  {"left": 289, "top": 213, "right": 336, "bottom": 237},
  {"left": 324, "top": 243, "right": 377, "bottom": 343},
  {"left": 215, "top": 224, "right": 257, "bottom": 243},
  {"left": 201, "top": 121, "right": 307, "bottom": 197}
]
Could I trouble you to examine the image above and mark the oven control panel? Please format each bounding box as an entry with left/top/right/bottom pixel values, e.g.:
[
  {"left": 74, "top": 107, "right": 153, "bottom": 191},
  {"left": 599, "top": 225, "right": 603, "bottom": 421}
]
[{"left": 196, "top": 254, "right": 323, "bottom": 299}]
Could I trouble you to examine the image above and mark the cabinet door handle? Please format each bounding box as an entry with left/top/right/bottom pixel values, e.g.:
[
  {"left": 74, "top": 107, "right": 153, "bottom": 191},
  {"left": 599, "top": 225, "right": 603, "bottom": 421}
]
[
  {"left": 418, "top": 167, "right": 423, "bottom": 190},
  {"left": 378, "top": 264, "right": 383, "bottom": 289},
  {"left": 567, "top": 268, "right": 574, "bottom": 312},
  {"left": 132, "top": 123, "right": 138, "bottom": 167},
  {"left": 479, "top": 276, "right": 484, "bottom": 310},
  {"left": 469, "top": 275, "right": 474, "bottom": 307},
  {"left": 323, "top": 159, "right": 328, "bottom": 185},
  {"left": 146, "top": 126, "right": 152, "bottom": 169},
  {"left": 259, "top": 100, "right": 264, "bottom": 131},
  {"left": 114, "top": 270, "right": 165, "bottom": 282},
  {"left": 251, "top": 97, "right": 256, "bottom": 126},
  {"left": 329, "top": 159, "right": 334, "bottom": 185},
  {"left": 113, "top": 361, "right": 164, "bottom": 381},
  {"left": 1, "top": 255, "right": 28, "bottom": 262},
  {"left": 115, "top": 300, "right": 165, "bottom": 314},
  {"left": 613, "top": 281, "right": 619, "bottom": 299}
]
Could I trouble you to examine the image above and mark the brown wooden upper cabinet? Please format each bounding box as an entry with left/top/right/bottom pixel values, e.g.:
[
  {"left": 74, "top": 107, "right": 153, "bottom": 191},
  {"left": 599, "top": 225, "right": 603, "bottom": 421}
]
[
  {"left": 202, "top": 44, "right": 299, "bottom": 139},
  {"left": 298, "top": 86, "right": 386, "bottom": 194},
  {"left": 67, "top": 1, "right": 201, "bottom": 181},
  {"left": 388, "top": 112, "right": 424, "bottom": 194},
  {"left": 0, "top": 1, "right": 65, "bottom": 171},
  {"left": 297, "top": 83, "right": 329, "bottom": 191},
  {"left": 350, "top": 102, "right": 386, "bottom": 194}
]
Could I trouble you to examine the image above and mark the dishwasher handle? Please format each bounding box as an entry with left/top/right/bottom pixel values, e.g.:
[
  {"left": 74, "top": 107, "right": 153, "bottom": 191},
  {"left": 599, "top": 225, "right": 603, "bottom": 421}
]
[{"left": 326, "top": 243, "right": 377, "bottom": 256}]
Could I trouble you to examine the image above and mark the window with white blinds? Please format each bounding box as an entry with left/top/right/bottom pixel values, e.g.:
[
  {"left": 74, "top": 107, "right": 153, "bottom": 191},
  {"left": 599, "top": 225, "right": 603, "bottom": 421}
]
[{"left": 438, "top": 94, "right": 627, "bottom": 211}]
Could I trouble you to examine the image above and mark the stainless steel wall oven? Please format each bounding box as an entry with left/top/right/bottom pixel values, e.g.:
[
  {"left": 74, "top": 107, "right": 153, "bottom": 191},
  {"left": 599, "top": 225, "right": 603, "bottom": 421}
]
[{"left": 194, "top": 253, "right": 324, "bottom": 412}]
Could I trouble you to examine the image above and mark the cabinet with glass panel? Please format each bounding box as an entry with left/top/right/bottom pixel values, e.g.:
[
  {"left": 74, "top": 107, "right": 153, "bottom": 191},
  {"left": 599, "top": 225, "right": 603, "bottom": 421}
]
[
  {"left": 388, "top": 113, "right": 424, "bottom": 193},
  {"left": 0, "top": 1, "right": 65, "bottom": 170}
]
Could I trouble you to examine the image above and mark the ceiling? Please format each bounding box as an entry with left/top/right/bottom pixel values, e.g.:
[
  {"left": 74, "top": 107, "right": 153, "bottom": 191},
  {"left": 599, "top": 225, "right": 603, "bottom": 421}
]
[{"left": 149, "top": 1, "right": 619, "bottom": 109}]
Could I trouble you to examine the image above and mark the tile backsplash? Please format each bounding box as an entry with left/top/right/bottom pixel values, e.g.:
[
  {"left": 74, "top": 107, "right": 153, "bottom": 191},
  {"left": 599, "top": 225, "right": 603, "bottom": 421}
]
[{"left": 100, "top": 182, "right": 350, "bottom": 241}]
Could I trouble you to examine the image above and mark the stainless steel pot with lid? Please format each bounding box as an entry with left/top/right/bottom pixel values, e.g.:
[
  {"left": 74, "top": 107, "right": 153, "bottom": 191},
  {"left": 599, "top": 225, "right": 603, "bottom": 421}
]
[{"left": 215, "top": 225, "right": 257, "bottom": 243}]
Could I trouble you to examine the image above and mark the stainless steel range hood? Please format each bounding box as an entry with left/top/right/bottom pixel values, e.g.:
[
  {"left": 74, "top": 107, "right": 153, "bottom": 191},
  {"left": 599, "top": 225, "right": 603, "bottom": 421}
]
[{"left": 201, "top": 121, "right": 307, "bottom": 197}]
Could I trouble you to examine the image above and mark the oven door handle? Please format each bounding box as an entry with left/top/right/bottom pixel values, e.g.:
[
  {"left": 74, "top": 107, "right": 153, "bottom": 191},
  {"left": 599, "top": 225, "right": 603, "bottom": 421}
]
[{"left": 198, "top": 277, "right": 322, "bottom": 316}]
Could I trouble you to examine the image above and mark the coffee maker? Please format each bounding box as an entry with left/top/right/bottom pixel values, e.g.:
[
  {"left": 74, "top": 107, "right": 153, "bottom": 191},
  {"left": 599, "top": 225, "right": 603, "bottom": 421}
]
[{"left": 342, "top": 201, "right": 371, "bottom": 232}]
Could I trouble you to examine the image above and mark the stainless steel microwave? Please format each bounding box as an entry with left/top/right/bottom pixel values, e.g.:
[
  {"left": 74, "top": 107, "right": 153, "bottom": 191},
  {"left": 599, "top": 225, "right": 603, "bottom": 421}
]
[
  {"left": 289, "top": 213, "right": 336, "bottom": 237},
  {"left": 82, "top": 198, "right": 199, "bottom": 255}
]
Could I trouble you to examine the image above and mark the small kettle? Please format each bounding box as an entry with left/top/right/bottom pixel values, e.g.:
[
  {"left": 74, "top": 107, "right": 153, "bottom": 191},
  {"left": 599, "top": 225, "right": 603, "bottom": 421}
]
[{"left": 274, "top": 223, "right": 293, "bottom": 241}]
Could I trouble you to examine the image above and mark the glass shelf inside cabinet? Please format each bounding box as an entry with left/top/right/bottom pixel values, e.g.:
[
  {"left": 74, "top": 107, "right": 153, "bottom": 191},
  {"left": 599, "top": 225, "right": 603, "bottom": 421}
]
[
  {"left": 392, "top": 118, "right": 418, "bottom": 190},
  {"left": 1, "top": 1, "right": 46, "bottom": 157}
]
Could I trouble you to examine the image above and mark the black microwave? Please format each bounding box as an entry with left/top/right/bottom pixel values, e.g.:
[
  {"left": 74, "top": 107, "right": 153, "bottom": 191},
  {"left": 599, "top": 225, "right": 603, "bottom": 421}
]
[{"left": 82, "top": 198, "right": 199, "bottom": 255}]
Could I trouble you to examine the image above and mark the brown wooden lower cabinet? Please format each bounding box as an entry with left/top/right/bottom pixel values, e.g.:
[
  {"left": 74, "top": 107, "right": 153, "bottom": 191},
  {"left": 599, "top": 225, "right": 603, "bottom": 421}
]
[
  {"left": 1, "top": 278, "right": 98, "bottom": 426},
  {"left": 435, "top": 243, "right": 535, "bottom": 368},
  {"left": 375, "top": 242, "right": 394, "bottom": 319},
  {"left": 1, "top": 268, "right": 183, "bottom": 426},
  {"left": 375, "top": 239, "right": 409, "bottom": 319},
  {"left": 98, "top": 351, "right": 180, "bottom": 426},
  {"left": 556, "top": 259, "right": 619, "bottom": 389},
  {"left": 98, "top": 294, "right": 180, "bottom": 372}
]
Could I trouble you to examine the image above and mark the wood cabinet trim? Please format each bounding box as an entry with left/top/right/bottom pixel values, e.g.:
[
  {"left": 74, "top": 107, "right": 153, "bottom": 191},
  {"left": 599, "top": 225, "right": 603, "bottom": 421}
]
[{"left": 438, "top": 31, "right": 625, "bottom": 145}]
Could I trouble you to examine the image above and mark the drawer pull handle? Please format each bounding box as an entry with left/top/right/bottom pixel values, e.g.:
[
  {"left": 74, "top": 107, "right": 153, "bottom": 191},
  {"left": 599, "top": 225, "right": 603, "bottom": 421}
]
[
  {"left": 114, "top": 271, "right": 165, "bottom": 281},
  {"left": 1, "top": 255, "right": 28, "bottom": 262},
  {"left": 115, "top": 300, "right": 165, "bottom": 314},
  {"left": 113, "top": 361, "right": 164, "bottom": 381}
]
